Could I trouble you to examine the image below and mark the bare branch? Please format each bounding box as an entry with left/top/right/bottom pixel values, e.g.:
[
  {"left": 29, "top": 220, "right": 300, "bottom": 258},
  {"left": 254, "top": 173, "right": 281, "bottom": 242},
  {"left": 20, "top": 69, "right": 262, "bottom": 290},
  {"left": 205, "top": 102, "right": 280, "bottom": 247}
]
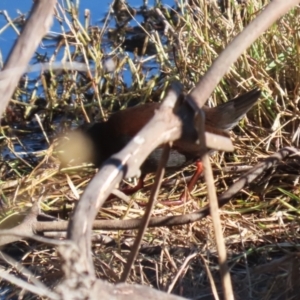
[
  {"left": 0, "top": 252, "right": 59, "bottom": 299},
  {"left": 66, "top": 81, "right": 185, "bottom": 277},
  {"left": 0, "top": 0, "right": 56, "bottom": 117},
  {"left": 188, "top": 0, "right": 299, "bottom": 109},
  {"left": 32, "top": 148, "right": 300, "bottom": 233}
]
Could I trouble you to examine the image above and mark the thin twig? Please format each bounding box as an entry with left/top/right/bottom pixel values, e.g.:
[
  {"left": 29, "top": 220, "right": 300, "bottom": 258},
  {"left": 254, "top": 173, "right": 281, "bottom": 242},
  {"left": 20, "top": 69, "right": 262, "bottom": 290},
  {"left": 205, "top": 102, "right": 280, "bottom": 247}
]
[
  {"left": 120, "top": 144, "right": 171, "bottom": 282},
  {"left": 193, "top": 98, "right": 233, "bottom": 299}
]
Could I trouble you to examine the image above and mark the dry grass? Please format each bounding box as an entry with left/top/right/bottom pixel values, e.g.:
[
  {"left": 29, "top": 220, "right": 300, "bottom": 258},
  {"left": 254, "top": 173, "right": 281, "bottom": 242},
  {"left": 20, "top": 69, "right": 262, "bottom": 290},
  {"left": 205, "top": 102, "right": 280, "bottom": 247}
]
[{"left": 0, "top": 0, "right": 300, "bottom": 299}]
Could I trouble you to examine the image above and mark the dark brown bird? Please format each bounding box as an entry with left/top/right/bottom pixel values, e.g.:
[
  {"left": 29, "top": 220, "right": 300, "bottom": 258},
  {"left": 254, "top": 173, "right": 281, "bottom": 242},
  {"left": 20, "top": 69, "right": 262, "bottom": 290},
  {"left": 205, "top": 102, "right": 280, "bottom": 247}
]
[{"left": 60, "top": 88, "right": 260, "bottom": 198}]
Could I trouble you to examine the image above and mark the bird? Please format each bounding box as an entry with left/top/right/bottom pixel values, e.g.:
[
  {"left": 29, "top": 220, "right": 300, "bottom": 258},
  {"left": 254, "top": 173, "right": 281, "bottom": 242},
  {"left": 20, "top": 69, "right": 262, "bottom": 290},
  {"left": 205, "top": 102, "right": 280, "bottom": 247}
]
[{"left": 59, "top": 88, "right": 261, "bottom": 200}]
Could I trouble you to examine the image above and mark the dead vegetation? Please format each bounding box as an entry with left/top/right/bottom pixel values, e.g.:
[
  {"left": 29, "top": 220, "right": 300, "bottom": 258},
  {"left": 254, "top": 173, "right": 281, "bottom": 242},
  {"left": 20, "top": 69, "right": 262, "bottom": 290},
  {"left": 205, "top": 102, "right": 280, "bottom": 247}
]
[{"left": 0, "top": 0, "right": 300, "bottom": 299}]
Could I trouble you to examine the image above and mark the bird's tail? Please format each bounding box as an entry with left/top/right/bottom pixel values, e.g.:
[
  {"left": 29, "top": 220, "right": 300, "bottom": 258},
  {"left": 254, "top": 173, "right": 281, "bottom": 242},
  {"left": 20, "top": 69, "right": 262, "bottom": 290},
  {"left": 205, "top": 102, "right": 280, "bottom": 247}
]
[{"left": 205, "top": 88, "right": 261, "bottom": 130}]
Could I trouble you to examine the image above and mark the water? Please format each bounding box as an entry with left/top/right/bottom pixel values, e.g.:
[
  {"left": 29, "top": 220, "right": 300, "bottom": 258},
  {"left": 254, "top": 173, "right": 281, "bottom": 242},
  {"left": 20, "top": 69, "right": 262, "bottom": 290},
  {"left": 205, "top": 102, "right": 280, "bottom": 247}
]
[{"left": 0, "top": 0, "right": 175, "bottom": 62}]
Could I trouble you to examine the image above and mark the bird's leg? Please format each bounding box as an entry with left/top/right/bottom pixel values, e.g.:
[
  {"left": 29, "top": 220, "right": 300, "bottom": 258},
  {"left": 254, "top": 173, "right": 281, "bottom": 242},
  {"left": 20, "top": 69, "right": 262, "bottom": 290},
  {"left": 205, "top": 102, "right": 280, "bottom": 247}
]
[
  {"left": 160, "top": 161, "right": 203, "bottom": 206},
  {"left": 182, "top": 160, "right": 203, "bottom": 200},
  {"left": 121, "top": 175, "right": 145, "bottom": 195},
  {"left": 107, "top": 162, "right": 203, "bottom": 205}
]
